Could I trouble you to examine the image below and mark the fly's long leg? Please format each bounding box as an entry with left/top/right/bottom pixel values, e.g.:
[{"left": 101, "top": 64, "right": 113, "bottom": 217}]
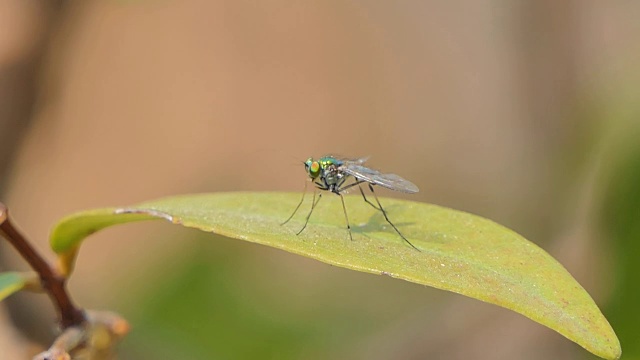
[
  {"left": 338, "top": 193, "right": 353, "bottom": 241},
  {"left": 358, "top": 184, "right": 381, "bottom": 211},
  {"left": 296, "top": 190, "right": 322, "bottom": 235},
  {"left": 282, "top": 181, "right": 308, "bottom": 225},
  {"left": 367, "top": 183, "right": 421, "bottom": 252},
  {"left": 336, "top": 178, "right": 367, "bottom": 193}
]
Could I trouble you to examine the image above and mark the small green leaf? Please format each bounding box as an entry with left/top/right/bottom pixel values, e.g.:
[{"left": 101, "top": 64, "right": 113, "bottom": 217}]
[
  {"left": 50, "top": 192, "right": 620, "bottom": 359},
  {"left": 0, "top": 272, "right": 27, "bottom": 301}
]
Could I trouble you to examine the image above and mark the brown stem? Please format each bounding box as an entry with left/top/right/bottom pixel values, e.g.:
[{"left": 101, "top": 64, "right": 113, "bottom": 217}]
[{"left": 0, "top": 202, "right": 85, "bottom": 328}]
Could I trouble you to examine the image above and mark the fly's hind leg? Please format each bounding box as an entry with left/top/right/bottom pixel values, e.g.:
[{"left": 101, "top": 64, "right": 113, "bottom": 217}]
[
  {"left": 358, "top": 184, "right": 381, "bottom": 211},
  {"left": 367, "top": 184, "right": 421, "bottom": 252}
]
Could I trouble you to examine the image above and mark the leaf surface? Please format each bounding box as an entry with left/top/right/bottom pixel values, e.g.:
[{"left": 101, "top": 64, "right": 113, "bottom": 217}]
[{"left": 50, "top": 192, "right": 620, "bottom": 359}]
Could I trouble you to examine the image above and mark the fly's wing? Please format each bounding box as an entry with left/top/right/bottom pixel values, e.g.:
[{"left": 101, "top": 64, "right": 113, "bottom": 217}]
[
  {"left": 332, "top": 155, "right": 369, "bottom": 165},
  {"left": 351, "top": 156, "right": 369, "bottom": 165},
  {"left": 340, "top": 163, "right": 419, "bottom": 193}
]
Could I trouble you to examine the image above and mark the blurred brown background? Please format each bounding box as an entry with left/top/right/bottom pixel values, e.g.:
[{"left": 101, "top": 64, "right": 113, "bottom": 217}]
[{"left": 1, "top": 1, "right": 639, "bottom": 359}]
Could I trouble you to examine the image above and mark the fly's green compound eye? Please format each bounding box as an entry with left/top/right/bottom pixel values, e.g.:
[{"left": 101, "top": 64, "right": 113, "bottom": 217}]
[
  {"left": 307, "top": 161, "right": 320, "bottom": 178},
  {"left": 304, "top": 158, "right": 313, "bottom": 167},
  {"left": 304, "top": 157, "right": 320, "bottom": 178}
]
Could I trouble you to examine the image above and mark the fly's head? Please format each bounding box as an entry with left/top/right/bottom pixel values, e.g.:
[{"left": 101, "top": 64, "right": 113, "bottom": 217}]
[{"left": 304, "top": 157, "right": 321, "bottom": 180}]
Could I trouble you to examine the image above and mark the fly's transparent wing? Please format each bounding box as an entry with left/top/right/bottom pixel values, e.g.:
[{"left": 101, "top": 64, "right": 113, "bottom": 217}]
[
  {"left": 331, "top": 155, "right": 369, "bottom": 165},
  {"left": 340, "top": 163, "right": 419, "bottom": 193},
  {"left": 350, "top": 156, "right": 369, "bottom": 165}
]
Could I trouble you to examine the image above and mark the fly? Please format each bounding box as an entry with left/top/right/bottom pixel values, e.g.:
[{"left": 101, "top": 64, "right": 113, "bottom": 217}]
[{"left": 282, "top": 156, "right": 420, "bottom": 251}]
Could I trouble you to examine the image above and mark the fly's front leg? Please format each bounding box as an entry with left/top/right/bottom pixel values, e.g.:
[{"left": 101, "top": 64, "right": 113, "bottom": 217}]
[
  {"left": 297, "top": 189, "right": 322, "bottom": 235},
  {"left": 282, "top": 181, "right": 308, "bottom": 225}
]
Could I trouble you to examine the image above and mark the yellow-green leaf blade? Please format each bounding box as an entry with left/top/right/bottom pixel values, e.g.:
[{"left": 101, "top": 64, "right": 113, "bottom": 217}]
[
  {"left": 0, "top": 272, "right": 27, "bottom": 301},
  {"left": 50, "top": 208, "right": 161, "bottom": 254},
  {"left": 49, "top": 192, "right": 620, "bottom": 359}
]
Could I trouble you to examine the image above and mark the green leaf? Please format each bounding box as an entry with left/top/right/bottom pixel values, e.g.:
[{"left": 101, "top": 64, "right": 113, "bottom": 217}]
[
  {"left": 50, "top": 192, "right": 620, "bottom": 359},
  {"left": 0, "top": 272, "right": 27, "bottom": 301}
]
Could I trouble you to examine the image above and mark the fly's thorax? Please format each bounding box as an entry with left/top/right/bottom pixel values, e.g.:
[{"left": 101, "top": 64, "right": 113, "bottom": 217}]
[
  {"left": 318, "top": 156, "right": 342, "bottom": 168},
  {"left": 320, "top": 165, "right": 345, "bottom": 187}
]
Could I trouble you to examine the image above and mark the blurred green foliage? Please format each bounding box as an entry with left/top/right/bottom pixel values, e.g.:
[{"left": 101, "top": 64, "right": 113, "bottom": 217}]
[
  {"left": 602, "top": 126, "right": 640, "bottom": 360},
  {"left": 0, "top": 272, "right": 25, "bottom": 301}
]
